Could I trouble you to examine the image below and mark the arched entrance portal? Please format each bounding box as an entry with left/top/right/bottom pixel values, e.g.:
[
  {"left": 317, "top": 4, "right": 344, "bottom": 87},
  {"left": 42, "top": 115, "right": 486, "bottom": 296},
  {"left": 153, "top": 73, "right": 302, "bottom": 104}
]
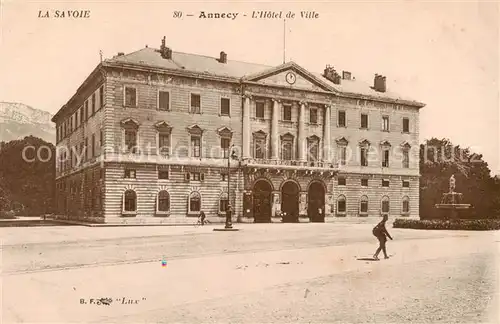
[
  {"left": 281, "top": 181, "right": 300, "bottom": 223},
  {"left": 252, "top": 180, "right": 272, "bottom": 223},
  {"left": 308, "top": 181, "right": 325, "bottom": 222}
]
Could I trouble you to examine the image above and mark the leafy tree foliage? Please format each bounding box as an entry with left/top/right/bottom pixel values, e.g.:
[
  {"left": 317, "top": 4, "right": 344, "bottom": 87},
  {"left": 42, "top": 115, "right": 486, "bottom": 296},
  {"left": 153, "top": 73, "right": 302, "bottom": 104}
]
[
  {"left": 420, "top": 138, "right": 500, "bottom": 219},
  {"left": 0, "top": 136, "right": 55, "bottom": 215}
]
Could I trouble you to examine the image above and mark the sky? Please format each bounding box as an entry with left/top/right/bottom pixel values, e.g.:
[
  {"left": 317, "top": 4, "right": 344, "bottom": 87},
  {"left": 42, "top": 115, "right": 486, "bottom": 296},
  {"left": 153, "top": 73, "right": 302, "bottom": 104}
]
[{"left": 0, "top": 0, "right": 499, "bottom": 174}]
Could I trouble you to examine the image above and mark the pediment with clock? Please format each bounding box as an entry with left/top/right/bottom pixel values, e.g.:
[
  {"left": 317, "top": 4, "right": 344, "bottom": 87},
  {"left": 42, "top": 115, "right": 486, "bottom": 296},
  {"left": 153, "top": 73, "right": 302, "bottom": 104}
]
[{"left": 243, "top": 61, "right": 333, "bottom": 92}]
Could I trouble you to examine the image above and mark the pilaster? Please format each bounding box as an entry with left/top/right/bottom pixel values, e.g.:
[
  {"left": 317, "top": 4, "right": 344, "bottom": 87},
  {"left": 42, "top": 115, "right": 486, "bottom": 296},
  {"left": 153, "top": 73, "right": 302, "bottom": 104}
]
[
  {"left": 271, "top": 99, "right": 280, "bottom": 160},
  {"left": 323, "top": 105, "right": 331, "bottom": 162},
  {"left": 242, "top": 95, "right": 251, "bottom": 159},
  {"left": 298, "top": 101, "right": 307, "bottom": 161}
]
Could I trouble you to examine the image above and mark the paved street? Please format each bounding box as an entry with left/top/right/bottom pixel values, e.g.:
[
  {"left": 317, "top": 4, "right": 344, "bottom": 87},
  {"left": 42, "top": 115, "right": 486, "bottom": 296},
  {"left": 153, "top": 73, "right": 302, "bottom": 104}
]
[{"left": 1, "top": 223, "right": 499, "bottom": 323}]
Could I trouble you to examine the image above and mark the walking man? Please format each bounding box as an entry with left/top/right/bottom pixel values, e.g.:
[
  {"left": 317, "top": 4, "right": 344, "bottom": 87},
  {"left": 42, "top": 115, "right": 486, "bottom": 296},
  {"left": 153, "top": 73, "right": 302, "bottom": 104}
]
[{"left": 373, "top": 214, "right": 393, "bottom": 260}]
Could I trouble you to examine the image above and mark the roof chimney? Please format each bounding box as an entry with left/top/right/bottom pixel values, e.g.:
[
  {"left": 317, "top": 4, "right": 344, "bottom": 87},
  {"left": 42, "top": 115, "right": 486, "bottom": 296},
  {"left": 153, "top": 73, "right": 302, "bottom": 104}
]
[
  {"left": 323, "top": 65, "right": 341, "bottom": 85},
  {"left": 218, "top": 51, "right": 227, "bottom": 64},
  {"left": 373, "top": 74, "right": 387, "bottom": 92},
  {"left": 160, "top": 36, "right": 172, "bottom": 59},
  {"left": 342, "top": 71, "right": 352, "bottom": 80},
  {"left": 117, "top": 52, "right": 125, "bottom": 56}
]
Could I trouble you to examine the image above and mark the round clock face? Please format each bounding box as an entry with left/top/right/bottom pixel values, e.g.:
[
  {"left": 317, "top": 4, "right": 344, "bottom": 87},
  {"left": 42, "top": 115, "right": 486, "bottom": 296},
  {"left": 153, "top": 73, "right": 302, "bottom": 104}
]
[{"left": 285, "top": 72, "right": 296, "bottom": 85}]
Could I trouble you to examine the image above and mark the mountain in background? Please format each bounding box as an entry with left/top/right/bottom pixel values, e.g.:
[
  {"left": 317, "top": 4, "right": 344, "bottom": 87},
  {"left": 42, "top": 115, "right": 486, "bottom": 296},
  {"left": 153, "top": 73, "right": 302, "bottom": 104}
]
[{"left": 0, "top": 102, "right": 55, "bottom": 143}]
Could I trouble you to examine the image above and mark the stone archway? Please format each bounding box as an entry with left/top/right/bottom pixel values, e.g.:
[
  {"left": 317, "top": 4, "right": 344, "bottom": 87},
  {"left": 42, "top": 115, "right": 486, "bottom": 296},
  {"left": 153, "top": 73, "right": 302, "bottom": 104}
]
[
  {"left": 281, "top": 181, "right": 300, "bottom": 223},
  {"left": 252, "top": 180, "right": 272, "bottom": 223},
  {"left": 308, "top": 181, "right": 326, "bottom": 222}
]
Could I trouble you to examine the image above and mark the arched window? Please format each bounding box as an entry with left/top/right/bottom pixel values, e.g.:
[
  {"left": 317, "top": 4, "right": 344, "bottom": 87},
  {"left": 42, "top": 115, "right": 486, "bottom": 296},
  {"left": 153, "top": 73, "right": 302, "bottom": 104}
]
[
  {"left": 360, "top": 195, "right": 368, "bottom": 215},
  {"left": 381, "top": 196, "right": 390, "bottom": 214},
  {"left": 219, "top": 192, "right": 229, "bottom": 213},
  {"left": 337, "top": 195, "right": 346, "bottom": 214},
  {"left": 189, "top": 191, "right": 201, "bottom": 213},
  {"left": 123, "top": 190, "right": 136, "bottom": 213},
  {"left": 402, "top": 196, "right": 410, "bottom": 215},
  {"left": 157, "top": 190, "right": 170, "bottom": 212}
]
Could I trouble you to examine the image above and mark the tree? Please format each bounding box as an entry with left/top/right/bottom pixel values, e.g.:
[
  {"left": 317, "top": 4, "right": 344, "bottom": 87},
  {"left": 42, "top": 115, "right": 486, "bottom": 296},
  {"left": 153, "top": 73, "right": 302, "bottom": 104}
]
[
  {"left": 420, "top": 138, "right": 500, "bottom": 219},
  {"left": 0, "top": 136, "right": 55, "bottom": 215}
]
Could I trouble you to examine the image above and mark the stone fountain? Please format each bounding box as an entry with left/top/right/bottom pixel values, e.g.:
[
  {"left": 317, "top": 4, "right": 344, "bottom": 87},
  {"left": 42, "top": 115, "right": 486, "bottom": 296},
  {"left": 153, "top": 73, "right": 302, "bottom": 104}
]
[{"left": 434, "top": 174, "right": 471, "bottom": 220}]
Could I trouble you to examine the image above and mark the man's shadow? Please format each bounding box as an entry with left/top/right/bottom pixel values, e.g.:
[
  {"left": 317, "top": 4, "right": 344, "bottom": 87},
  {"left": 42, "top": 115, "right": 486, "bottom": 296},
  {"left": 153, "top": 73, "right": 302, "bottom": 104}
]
[{"left": 357, "top": 258, "right": 379, "bottom": 261}]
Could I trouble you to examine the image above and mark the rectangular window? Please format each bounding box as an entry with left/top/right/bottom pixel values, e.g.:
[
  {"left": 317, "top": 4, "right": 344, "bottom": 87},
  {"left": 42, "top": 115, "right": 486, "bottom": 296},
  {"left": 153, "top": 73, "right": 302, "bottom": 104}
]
[
  {"left": 158, "top": 91, "right": 170, "bottom": 111},
  {"left": 75, "top": 112, "right": 79, "bottom": 129},
  {"left": 220, "top": 98, "right": 230, "bottom": 116},
  {"left": 191, "top": 136, "right": 201, "bottom": 157},
  {"left": 338, "top": 111, "right": 346, "bottom": 127},
  {"left": 256, "top": 102, "right": 265, "bottom": 118},
  {"left": 382, "top": 116, "right": 390, "bottom": 131},
  {"left": 360, "top": 147, "right": 368, "bottom": 166},
  {"left": 254, "top": 138, "right": 265, "bottom": 159},
  {"left": 125, "top": 130, "right": 137, "bottom": 151},
  {"left": 361, "top": 114, "right": 368, "bottom": 129},
  {"left": 338, "top": 177, "right": 346, "bottom": 186},
  {"left": 382, "top": 179, "right": 390, "bottom": 187},
  {"left": 99, "top": 85, "right": 104, "bottom": 109},
  {"left": 192, "top": 172, "right": 201, "bottom": 181},
  {"left": 221, "top": 137, "right": 230, "bottom": 158},
  {"left": 403, "top": 118, "right": 410, "bottom": 133},
  {"left": 79, "top": 107, "right": 84, "bottom": 124},
  {"left": 221, "top": 173, "right": 228, "bottom": 181},
  {"left": 159, "top": 133, "right": 170, "bottom": 155},
  {"left": 339, "top": 146, "right": 347, "bottom": 165},
  {"left": 91, "top": 93, "right": 96, "bottom": 115},
  {"left": 402, "top": 180, "right": 410, "bottom": 188},
  {"left": 310, "top": 108, "right": 318, "bottom": 124},
  {"left": 124, "top": 169, "right": 136, "bottom": 179},
  {"left": 84, "top": 137, "right": 88, "bottom": 161},
  {"left": 308, "top": 140, "right": 319, "bottom": 161},
  {"left": 91, "top": 133, "right": 95, "bottom": 158},
  {"left": 382, "top": 150, "right": 390, "bottom": 167},
  {"left": 361, "top": 179, "right": 368, "bottom": 187},
  {"left": 403, "top": 150, "right": 409, "bottom": 168},
  {"left": 190, "top": 94, "right": 201, "bottom": 114},
  {"left": 100, "top": 129, "right": 103, "bottom": 147},
  {"left": 283, "top": 104, "right": 292, "bottom": 121},
  {"left": 125, "top": 87, "right": 137, "bottom": 107},
  {"left": 281, "top": 141, "right": 293, "bottom": 160},
  {"left": 158, "top": 170, "right": 169, "bottom": 179},
  {"left": 84, "top": 101, "right": 89, "bottom": 120}
]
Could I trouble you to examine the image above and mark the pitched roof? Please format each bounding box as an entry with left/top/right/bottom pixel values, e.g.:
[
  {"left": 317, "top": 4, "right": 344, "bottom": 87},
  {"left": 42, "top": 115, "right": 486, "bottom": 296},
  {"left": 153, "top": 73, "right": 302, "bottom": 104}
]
[
  {"left": 105, "top": 47, "right": 423, "bottom": 105},
  {"left": 106, "top": 47, "right": 271, "bottom": 79}
]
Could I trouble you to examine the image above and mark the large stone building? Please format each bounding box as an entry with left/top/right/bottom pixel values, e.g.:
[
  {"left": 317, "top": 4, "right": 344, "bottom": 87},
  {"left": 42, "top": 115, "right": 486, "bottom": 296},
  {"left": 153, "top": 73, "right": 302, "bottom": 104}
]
[{"left": 52, "top": 38, "right": 425, "bottom": 224}]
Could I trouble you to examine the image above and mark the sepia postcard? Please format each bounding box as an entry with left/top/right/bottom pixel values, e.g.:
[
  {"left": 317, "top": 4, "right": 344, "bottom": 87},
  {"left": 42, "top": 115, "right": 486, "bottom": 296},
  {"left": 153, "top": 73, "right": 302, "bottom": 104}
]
[{"left": 0, "top": 0, "right": 499, "bottom": 323}]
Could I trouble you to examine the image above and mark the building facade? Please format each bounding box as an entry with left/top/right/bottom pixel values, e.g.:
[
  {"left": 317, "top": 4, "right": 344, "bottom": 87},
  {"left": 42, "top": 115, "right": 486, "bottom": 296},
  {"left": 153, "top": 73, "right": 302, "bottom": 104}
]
[{"left": 52, "top": 38, "right": 425, "bottom": 224}]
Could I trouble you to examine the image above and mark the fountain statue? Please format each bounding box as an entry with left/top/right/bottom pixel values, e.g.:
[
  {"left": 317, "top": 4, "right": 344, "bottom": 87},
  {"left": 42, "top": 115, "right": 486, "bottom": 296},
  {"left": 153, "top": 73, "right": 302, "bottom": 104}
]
[{"left": 434, "top": 174, "right": 471, "bottom": 220}]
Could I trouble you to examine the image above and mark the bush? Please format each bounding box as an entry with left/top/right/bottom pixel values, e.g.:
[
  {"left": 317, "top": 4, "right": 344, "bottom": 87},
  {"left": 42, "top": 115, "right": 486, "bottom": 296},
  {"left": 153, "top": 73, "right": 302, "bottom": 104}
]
[
  {"left": 0, "top": 210, "right": 17, "bottom": 219},
  {"left": 393, "top": 218, "right": 500, "bottom": 231}
]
